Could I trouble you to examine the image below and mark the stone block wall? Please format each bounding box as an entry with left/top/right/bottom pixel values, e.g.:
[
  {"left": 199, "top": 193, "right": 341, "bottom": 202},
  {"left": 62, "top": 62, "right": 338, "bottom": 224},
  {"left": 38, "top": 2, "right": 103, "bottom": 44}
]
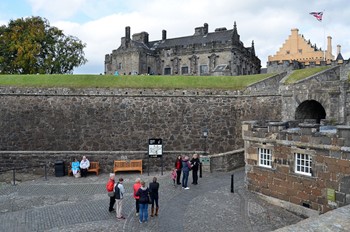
[
  {"left": 0, "top": 87, "right": 281, "bottom": 173},
  {"left": 243, "top": 121, "right": 350, "bottom": 213}
]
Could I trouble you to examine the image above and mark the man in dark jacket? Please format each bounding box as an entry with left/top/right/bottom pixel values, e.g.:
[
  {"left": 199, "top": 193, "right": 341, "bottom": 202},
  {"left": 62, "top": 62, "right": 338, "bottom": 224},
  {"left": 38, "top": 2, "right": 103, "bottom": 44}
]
[{"left": 149, "top": 177, "right": 160, "bottom": 217}]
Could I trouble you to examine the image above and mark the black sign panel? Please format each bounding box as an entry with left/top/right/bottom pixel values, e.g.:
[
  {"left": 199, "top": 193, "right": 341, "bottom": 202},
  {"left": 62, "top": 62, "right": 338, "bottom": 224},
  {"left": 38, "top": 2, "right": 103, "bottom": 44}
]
[{"left": 148, "top": 138, "right": 162, "bottom": 157}]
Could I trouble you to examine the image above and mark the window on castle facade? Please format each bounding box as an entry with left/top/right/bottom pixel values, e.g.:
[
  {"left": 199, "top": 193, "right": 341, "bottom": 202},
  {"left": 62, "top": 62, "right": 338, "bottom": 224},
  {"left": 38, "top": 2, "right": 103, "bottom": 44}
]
[
  {"left": 286, "top": 50, "right": 290, "bottom": 54},
  {"left": 200, "top": 65, "right": 208, "bottom": 75},
  {"left": 181, "top": 66, "right": 189, "bottom": 74},
  {"left": 118, "top": 63, "right": 122, "bottom": 69},
  {"left": 258, "top": 148, "right": 272, "bottom": 168},
  {"left": 294, "top": 153, "right": 312, "bottom": 176},
  {"left": 164, "top": 68, "right": 171, "bottom": 75}
]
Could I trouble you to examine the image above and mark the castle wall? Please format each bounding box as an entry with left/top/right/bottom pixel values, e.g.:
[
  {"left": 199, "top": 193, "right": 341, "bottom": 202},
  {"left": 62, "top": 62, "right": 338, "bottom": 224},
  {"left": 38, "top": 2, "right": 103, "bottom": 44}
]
[
  {"left": 280, "top": 66, "right": 350, "bottom": 125},
  {"left": 0, "top": 87, "right": 281, "bottom": 173},
  {"left": 243, "top": 121, "right": 350, "bottom": 213}
]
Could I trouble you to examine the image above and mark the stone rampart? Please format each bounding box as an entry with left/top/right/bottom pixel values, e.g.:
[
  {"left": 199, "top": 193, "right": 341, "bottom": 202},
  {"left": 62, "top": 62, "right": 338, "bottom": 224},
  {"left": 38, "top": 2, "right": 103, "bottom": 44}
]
[{"left": 0, "top": 87, "right": 281, "bottom": 173}]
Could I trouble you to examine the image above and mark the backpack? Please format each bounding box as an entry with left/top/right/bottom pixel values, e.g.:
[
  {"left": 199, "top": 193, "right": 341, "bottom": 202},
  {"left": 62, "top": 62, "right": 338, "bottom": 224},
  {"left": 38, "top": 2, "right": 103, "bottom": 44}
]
[
  {"left": 115, "top": 182, "right": 121, "bottom": 199},
  {"left": 106, "top": 180, "right": 114, "bottom": 192}
]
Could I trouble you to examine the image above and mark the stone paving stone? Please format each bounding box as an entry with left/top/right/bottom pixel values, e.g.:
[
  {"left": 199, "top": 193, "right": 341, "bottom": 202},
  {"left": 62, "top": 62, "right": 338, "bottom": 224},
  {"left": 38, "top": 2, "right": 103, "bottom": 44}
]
[{"left": 0, "top": 168, "right": 304, "bottom": 232}]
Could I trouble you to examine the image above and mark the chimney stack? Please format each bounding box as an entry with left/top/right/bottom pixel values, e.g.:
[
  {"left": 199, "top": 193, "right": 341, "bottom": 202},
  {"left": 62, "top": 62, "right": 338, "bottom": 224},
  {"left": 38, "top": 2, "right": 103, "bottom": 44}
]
[
  {"left": 125, "top": 26, "right": 131, "bottom": 42},
  {"left": 337, "top": 45, "right": 341, "bottom": 55},
  {"left": 162, "top": 30, "right": 167, "bottom": 40},
  {"left": 204, "top": 23, "right": 208, "bottom": 34}
]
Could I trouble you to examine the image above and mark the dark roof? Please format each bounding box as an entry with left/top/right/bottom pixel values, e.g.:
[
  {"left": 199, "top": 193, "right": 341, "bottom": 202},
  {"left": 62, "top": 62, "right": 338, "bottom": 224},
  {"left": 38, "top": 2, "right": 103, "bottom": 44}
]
[
  {"left": 148, "top": 29, "right": 236, "bottom": 49},
  {"left": 336, "top": 52, "right": 344, "bottom": 61}
]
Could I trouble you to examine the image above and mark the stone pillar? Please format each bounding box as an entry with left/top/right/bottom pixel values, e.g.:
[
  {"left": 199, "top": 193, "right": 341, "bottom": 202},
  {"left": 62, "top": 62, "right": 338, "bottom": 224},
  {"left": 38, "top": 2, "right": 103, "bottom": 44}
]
[{"left": 336, "top": 125, "right": 350, "bottom": 146}]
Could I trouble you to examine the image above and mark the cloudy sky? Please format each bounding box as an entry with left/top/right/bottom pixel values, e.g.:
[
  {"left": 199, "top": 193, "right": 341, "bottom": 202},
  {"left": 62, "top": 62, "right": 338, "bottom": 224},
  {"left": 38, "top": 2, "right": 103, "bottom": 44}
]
[{"left": 0, "top": 0, "right": 349, "bottom": 74}]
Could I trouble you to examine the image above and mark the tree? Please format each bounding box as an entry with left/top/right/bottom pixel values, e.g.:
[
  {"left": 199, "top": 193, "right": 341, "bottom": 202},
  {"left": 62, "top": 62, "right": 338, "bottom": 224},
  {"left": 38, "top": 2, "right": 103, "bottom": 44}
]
[{"left": 0, "top": 16, "right": 87, "bottom": 74}]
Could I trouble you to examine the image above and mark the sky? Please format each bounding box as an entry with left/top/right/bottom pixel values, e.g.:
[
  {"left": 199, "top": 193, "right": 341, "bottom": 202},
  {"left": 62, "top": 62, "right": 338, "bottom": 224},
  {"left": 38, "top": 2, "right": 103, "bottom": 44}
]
[{"left": 0, "top": 0, "right": 349, "bottom": 74}]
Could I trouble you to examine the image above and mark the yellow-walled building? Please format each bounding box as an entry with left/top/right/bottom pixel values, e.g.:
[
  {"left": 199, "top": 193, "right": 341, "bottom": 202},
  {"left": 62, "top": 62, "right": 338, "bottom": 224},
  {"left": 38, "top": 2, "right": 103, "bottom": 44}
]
[{"left": 268, "top": 28, "right": 334, "bottom": 64}]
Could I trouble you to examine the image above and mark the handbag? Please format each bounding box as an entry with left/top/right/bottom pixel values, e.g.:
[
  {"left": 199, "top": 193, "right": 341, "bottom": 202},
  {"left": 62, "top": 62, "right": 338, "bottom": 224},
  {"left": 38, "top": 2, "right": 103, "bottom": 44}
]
[
  {"left": 148, "top": 193, "right": 152, "bottom": 204},
  {"left": 107, "top": 191, "right": 114, "bottom": 197}
]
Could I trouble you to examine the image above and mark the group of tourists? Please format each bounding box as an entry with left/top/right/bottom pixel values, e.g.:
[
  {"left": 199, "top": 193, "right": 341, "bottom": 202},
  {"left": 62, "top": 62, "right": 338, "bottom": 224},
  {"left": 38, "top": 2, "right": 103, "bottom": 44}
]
[
  {"left": 105, "top": 153, "right": 200, "bottom": 224},
  {"left": 71, "top": 155, "right": 90, "bottom": 178},
  {"left": 106, "top": 174, "right": 159, "bottom": 223},
  {"left": 173, "top": 153, "right": 200, "bottom": 189}
]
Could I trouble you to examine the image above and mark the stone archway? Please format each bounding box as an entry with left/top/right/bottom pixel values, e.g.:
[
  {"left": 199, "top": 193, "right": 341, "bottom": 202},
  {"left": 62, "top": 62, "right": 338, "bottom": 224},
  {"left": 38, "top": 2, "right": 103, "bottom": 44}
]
[{"left": 295, "top": 100, "right": 326, "bottom": 123}]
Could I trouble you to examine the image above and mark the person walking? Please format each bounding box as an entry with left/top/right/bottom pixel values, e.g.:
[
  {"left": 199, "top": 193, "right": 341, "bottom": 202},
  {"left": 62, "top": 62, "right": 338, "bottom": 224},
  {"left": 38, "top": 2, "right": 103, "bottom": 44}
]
[
  {"left": 149, "top": 177, "right": 160, "bottom": 217},
  {"left": 181, "top": 156, "right": 191, "bottom": 189},
  {"left": 106, "top": 173, "right": 116, "bottom": 212},
  {"left": 190, "top": 153, "right": 200, "bottom": 185},
  {"left": 136, "top": 180, "right": 150, "bottom": 223},
  {"left": 175, "top": 155, "right": 182, "bottom": 185},
  {"left": 133, "top": 178, "right": 142, "bottom": 216},
  {"left": 115, "top": 178, "right": 126, "bottom": 220}
]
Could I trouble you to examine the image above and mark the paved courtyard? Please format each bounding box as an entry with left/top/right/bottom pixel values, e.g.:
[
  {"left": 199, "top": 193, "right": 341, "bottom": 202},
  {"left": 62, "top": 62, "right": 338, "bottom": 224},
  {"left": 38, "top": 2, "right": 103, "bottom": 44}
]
[{"left": 0, "top": 167, "right": 303, "bottom": 232}]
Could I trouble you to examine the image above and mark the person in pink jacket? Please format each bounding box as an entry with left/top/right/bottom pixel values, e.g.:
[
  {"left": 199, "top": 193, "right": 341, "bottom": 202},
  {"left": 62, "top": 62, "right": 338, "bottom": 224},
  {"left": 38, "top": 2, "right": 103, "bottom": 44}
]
[{"left": 133, "top": 178, "right": 142, "bottom": 216}]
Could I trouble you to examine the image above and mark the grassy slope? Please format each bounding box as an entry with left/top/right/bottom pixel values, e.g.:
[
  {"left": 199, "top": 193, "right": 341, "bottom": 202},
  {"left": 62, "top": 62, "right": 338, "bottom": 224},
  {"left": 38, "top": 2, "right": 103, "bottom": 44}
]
[
  {"left": 284, "top": 67, "right": 330, "bottom": 84},
  {"left": 0, "top": 74, "right": 274, "bottom": 90}
]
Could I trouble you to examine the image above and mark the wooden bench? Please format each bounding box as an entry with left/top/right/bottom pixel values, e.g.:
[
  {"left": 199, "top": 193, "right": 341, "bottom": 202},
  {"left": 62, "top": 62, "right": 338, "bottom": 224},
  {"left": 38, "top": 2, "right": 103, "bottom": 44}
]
[
  {"left": 68, "top": 161, "right": 100, "bottom": 176},
  {"left": 113, "top": 160, "right": 142, "bottom": 174}
]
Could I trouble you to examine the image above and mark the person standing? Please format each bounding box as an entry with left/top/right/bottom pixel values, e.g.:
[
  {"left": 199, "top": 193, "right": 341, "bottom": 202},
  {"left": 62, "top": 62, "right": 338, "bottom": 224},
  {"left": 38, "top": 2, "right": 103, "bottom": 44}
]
[
  {"left": 149, "top": 177, "right": 160, "bottom": 217},
  {"left": 171, "top": 168, "right": 177, "bottom": 186},
  {"left": 80, "top": 156, "right": 90, "bottom": 177},
  {"left": 136, "top": 180, "right": 150, "bottom": 223},
  {"left": 106, "top": 173, "right": 116, "bottom": 212},
  {"left": 181, "top": 156, "right": 191, "bottom": 190},
  {"left": 175, "top": 155, "right": 183, "bottom": 185},
  {"left": 115, "top": 178, "right": 126, "bottom": 220},
  {"left": 190, "top": 154, "right": 200, "bottom": 185},
  {"left": 133, "top": 178, "right": 142, "bottom": 216}
]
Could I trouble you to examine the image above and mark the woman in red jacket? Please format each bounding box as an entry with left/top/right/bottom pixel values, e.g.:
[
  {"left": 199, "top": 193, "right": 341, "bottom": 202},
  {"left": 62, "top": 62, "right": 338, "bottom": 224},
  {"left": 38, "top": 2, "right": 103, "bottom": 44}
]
[
  {"left": 175, "top": 155, "right": 183, "bottom": 185},
  {"left": 133, "top": 178, "right": 142, "bottom": 216}
]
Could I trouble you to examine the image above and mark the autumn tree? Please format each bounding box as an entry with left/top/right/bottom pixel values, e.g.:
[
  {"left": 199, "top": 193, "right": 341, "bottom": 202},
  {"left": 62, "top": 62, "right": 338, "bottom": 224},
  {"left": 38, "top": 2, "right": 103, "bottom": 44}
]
[{"left": 0, "top": 16, "right": 87, "bottom": 74}]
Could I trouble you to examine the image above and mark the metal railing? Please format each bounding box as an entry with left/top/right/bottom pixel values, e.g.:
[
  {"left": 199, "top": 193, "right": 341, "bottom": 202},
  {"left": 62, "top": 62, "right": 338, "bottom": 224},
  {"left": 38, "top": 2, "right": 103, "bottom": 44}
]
[{"left": 0, "top": 163, "right": 48, "bottom": 186}]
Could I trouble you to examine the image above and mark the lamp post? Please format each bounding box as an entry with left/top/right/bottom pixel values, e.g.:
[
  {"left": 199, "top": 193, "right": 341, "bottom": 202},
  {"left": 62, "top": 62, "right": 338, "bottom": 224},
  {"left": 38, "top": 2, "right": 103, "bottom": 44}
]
[{"left": 203, "top": 128, "right": 208, "bottom": 155}]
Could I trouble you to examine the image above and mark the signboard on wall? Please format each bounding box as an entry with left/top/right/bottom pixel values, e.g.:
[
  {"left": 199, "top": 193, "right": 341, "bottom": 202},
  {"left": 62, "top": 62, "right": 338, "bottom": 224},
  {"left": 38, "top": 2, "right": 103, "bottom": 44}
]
[{"left": 148, "top": 138, "right": 162, "bottom": 158}]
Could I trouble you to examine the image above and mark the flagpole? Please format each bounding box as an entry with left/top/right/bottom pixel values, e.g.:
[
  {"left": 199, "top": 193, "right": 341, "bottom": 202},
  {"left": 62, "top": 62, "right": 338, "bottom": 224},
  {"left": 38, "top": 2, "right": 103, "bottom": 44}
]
[{"left": 323, "top": 10, "right": 326, "bottom": 62}]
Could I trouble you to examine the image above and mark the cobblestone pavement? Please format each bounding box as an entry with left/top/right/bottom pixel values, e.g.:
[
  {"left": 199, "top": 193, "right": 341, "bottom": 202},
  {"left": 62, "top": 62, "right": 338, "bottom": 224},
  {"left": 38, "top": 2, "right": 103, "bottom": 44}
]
[{"left": 0, "top": 168, "right": 303, "bottom": 232}]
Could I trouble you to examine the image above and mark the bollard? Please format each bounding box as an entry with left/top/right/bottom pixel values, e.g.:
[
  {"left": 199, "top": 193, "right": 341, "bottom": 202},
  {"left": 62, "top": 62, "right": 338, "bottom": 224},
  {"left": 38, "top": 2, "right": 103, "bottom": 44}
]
[
  {"left": 199, "top": 162, "right": 202, "bottom": 178},
  {"left": 12, "top": 168, "right": 16, "bottom": 186},
  {"left": 231, "top": 174, "right": 234, "bottom": 193},
  {"left": 44, "top": 163, "right": 48, "bottom": 181}
]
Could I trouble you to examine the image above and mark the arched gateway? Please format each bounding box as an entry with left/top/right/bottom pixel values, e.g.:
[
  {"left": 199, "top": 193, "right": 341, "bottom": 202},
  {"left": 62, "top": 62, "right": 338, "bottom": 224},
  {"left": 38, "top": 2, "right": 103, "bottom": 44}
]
[{"left": 295, "top": 100, "right": 326, "bottom": 123}]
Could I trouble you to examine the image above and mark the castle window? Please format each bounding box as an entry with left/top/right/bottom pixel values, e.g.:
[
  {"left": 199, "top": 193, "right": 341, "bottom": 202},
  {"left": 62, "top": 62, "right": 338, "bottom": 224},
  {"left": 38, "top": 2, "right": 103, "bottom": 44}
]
[
  {"left": 200, "top": 65, "right": 209, "bottom": 75},
  {"left": 181, "top": 66, "right": 189, "bottom": 74},
  {"left": 118, "top": 63, "right": 122, "bottom": 69},
  {"left": 164, "top": 67, "right": 171, "bottom": 75},
  {"left": 286, "top": 50, "right": 290, "bottom": 55},
  {"left": 258, "top": 148, "right": 272, "bottom": 168},
  {"left": 294, "top": 153, "right": 312, "bottom": 176},
  {"left": 299, "top": 49, "right": 302, "bottom": 54}
]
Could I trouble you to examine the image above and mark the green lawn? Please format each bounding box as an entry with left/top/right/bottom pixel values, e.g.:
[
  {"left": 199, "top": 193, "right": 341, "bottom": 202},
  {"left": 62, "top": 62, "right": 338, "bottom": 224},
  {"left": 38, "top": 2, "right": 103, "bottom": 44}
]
[
  {"left": 0, "top": 74, "right": 274, "bottom": 90},
  {"left": 284, "top": 67, "right": 330, "bottom": 84}
]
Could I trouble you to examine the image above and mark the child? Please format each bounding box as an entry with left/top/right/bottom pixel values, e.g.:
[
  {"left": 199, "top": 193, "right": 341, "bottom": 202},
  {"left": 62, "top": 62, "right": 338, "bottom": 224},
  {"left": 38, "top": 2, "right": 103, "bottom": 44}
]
[{"left": 171, "top": 168, "right": 177, "bottom": 186}]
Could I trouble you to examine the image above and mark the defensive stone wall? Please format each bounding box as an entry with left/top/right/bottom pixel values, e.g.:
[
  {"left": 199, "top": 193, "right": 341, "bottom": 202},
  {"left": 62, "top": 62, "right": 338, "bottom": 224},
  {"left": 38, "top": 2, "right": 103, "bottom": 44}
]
[{"left": 0, "top": 87, "right": 281, "bottom": 173}]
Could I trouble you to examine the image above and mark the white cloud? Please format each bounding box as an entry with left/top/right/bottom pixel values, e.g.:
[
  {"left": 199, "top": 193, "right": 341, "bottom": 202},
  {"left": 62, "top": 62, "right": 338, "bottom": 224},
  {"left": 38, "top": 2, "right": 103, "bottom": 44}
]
[{"left": 8, "top": 0, "right": 350, "bottom": 73}]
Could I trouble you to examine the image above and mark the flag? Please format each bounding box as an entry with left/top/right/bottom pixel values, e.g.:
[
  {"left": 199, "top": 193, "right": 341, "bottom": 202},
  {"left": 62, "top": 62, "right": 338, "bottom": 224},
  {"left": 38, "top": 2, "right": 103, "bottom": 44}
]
[{"left": 309, "top": 12, "right": 323, "bottom": 22}]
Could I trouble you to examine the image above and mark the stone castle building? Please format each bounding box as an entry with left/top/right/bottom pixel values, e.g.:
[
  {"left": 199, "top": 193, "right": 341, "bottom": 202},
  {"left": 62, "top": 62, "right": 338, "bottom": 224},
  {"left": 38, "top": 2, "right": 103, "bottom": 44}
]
[
  {"left": 268, "top": 28, "right": 335, "bottom": 65},
  {"left": 267, "top": 28, "right": 346, "bottom": 73},
  {"left": 105, "top": 22, "right": 261, "bottom": 76}
]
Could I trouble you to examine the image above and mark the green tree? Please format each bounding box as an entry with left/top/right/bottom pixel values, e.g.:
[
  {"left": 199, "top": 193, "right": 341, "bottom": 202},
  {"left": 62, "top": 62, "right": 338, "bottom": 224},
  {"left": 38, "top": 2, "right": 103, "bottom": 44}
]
[{"left": 0, "top": 16, "right": 87, "bottom": 74}]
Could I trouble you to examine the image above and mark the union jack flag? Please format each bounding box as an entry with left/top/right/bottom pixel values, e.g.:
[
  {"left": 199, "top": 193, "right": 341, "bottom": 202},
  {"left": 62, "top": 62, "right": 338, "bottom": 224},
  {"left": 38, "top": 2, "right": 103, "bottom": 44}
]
[{"left": 309, "top": 12, "right": 323, "bottom": 22}]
